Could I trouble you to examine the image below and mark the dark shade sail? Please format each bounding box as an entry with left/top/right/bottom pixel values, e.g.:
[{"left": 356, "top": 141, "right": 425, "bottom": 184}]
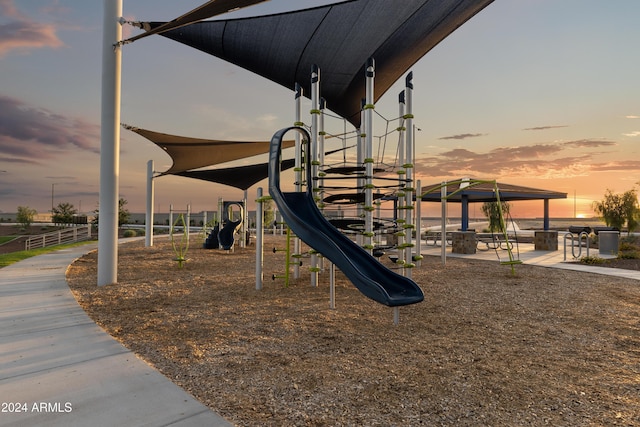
[
  {"left": 175, "top": 158, "right": 295, "bottom": 190},
  {"left": 124, "top": 125, "right": 294, "bottom": 174},
  {"left": 150, "top": 0, "right": 494, "bottom": 127},
  {"left": 122, "top": 0, "right": 268, "bottom": 44}
]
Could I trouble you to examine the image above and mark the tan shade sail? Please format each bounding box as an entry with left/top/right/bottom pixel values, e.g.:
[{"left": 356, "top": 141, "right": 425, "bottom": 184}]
[{"left": 124, "top": 125, "right": 295, "bottom": 174}]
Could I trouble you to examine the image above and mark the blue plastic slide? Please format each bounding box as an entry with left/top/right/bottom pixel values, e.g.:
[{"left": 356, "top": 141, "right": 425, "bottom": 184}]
[
  {"left": 268, "top": 127, "right": 424, "bottom": 307},
  {"left": 218, "top": 220, "right": 241, "bottom": 250}
]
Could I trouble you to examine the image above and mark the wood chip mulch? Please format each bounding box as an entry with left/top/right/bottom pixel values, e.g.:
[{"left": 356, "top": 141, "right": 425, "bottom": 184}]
[{"left": 66, "top": 235, "right": 640, "bottom": 426}]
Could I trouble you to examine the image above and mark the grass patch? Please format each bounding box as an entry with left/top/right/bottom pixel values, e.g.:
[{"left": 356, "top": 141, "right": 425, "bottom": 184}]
[
  {"left": 0, "top": 241, "right": 94, "bottom": 268},
  {"left": 0, "top": 236, "right": 15, "bottom": 245}
]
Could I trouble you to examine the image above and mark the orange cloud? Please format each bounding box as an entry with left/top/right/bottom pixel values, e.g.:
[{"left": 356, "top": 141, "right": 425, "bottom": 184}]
[{"left": 0, "top": 0, "right": 64, "bottom": 57}]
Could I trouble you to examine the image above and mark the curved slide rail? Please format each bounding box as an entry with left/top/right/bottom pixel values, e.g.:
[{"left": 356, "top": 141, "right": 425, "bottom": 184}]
[{"left": 268, "top": 127, "right": 424, "bottom": 307}]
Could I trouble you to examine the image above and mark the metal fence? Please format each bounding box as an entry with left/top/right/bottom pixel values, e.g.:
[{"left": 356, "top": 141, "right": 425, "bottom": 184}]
[{"left": 24, "top": 225, "right": 92, "bottom": 251}]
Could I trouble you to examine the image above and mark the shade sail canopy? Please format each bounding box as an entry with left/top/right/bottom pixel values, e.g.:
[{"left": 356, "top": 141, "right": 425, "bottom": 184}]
[
  {"left": 124, "top": 125, "right": 294, "bottom": 174},
  {"left": 420, "top": 180, "right": 568, "bottom": 203},
  {"left": 150, "top": 0, "right": 494, "bottom": 127},
  {"left": 175, "top": 158, "right": 295, "bottom": 191},
  {"left": 122, "top": 0, "right": 268, "bottom": 44}
]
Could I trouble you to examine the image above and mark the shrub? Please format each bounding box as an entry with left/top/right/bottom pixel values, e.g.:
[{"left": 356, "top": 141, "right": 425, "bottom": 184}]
[
  {"left": 123, "top": 229, "right": 137, "bottom": 238},
  {"left": 136, "top": 229, "right": 145, "bottom": 236},
  {"left": 580, "top": 255, "right": 606, "bottom": 265},
  {"left": 618, "top": 251, "right": 639, "bottom": 260}
]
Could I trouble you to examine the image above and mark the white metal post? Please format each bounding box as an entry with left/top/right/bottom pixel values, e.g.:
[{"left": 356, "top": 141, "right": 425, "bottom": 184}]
[
  {"left": 255, "top": 187, "right": 264, "bottom": 290},
  {"left": 441, "top": 181, "right": 447, "bottom": 265},
  {"left": 364, "top": 58, "right": 374, "bottom": 254},
  {"left": 169, "top": 204, "right": 174, "bottom": 238},
  {"left": 293, "top": 83, "right": 302, "bottom": 279},
  {"left": 186, "top": 204, "right": 191, "bottom": 243},
  {"left": 397, "top": 91, "right": 406, "bottom": 267},
  {"left": 97, "top": 0, "right": 122, "bottom": 286},
  {"left": 415, "top": 180, "right": 422, "bottom": 266},
  {"left": 404, "top": 72, "right": 414, "bottom": 278},
  {"left": 309, "top": 65, "right": 320, "bottom": 287},
  {"left": 145, "top": 159, "right": 154, "bottom": 247},
  {"left": 242, "top": 190, "right": 248, "bottom": 248}
]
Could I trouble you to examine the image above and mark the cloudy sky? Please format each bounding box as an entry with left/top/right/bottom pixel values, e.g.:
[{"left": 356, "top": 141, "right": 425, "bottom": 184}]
[{"left": 1, "top": 0, "right": 639, "bottom": 219}]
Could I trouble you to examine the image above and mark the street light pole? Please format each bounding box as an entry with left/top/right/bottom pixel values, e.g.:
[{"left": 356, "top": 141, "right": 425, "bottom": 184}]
[{"left": 51, "top": 183, "right": 55, "bottom": 212}]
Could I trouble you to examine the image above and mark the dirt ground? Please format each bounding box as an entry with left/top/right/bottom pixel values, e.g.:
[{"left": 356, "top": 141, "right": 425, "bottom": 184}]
[{"left": 65, "top": 234, "right": 640, "bottom": 426}]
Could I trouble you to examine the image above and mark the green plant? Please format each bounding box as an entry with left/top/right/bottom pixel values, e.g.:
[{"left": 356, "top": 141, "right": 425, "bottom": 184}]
[
  {"left": 123, "top": 229, "right": 137, "bottom": 238},
  {"left": 618, "top": 251, "right": 639, "bottom": 260},
  {"left": 171, "top": 214, "right": 189, "bottom": 268},
  {"left": 580, "top": 255, "right": 606, "bottom": 265},
  {"left": 481, "top": 201, "right": 511, "bottom": 232},
  {"left": 52, "top": 202, "right": 77, "bottom": 225},
  {"left": 592, "top": 187, "right": 639, "bottom": 235},
  {"left": 16, "top": 206, "right": 37, "bottom": 229},
  {"left": 92, "top": 197, "right": 131, "bottom": 227},
  {"left": 136, "top": 229, "right": 145, "bottom": 236}
]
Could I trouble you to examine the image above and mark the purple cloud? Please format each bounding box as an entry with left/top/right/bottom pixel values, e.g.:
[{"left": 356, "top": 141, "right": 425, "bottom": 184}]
[
  {"left": 0, "top": 0, "right": 64, "bottom": 57},
  {"left": 438, "top": 133, "right": 485, "bottom": 141},
  {"left": 412, "top": 139, "right": 633, "bottom": 180},
  {"left": 522, "top": 125, "right": 568, "bottom": 131},
  {"left": 0, "top": 95, "right": 100, "bottom": 163},
  {"left": 562, "top": 139, "right": 617, "bottom": 148}
]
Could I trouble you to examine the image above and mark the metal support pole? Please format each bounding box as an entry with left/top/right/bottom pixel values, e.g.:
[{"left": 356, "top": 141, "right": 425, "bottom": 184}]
[
  {"left": 404, "top": 72, "right": 414, "bottom": 278},
  {"left": 169, "top": 204, "right": 174, "bottom": 238},
  {"left": 186, "top": 204, "right": 191, "bottom": 243},
  {"left": 145, "top": 160, "right": 154, "bottom": 247},
  {"left": 397, "top": 91, "right": 406, "bottom": 267},
  {"left": 441, "top": 182, "right": 447, "bottom": 266},
  {"left": 97, "top": 0, "right": 122, "bottom": 286},
  {"left": 310, "top": 65, "right": 320, "bottom": 287},
  {"left": 415, "top": 180, "right": 422, "bottom": 266},
  {"left": 364, "top": 58, "right": 375, "bottom": 254},
  {"left": 293, "top": 83, "right": 303, "bottom": 279},
  {"left": 256, "top": 188, "right": 264, "bottom": 290}
]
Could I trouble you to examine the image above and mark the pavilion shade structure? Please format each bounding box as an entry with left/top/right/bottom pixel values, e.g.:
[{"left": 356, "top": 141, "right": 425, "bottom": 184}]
[
  {"left": 420, "top": 180, "right": 568, "bottom": 203},
  {"left": 147, "top": 0, "right": 494, "bottom": 128},
  {"left": 124, "top": 125, "right": 295, "bottom": 175}
]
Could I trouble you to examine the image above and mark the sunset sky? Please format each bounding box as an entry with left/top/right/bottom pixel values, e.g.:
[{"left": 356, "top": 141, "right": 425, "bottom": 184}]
[{"left": 1, "top": 0, "right": 639, "bottom": 220}]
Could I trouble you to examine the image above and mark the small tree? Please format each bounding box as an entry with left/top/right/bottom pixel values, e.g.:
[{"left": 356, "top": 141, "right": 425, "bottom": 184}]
[
  {"left": 52, "top": 202, "right": 77, "bottom": 226},
  {"left": 481, "top": 201, "right": 511, "bottom": 232},
  {"left": 17, "top": 206, "right": 37, "bottom": 229},
  {"left": 118, "top": 198, "right": 131, "bottom": 226},
  {"left": 263, "top": 198, "right": 275, "bottom": 227},
  {"left": 592, "top": 187, "right": 639, "bottom": 234},
  {"left": 92, "top": 197, "right": 131, "bottom": 227}
]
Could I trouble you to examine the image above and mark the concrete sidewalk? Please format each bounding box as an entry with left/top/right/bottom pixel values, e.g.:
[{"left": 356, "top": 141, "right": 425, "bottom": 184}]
[
  {"left": 0, "top": 243, "right": 232, "bottom": 427},
  {"left": 419, "top": 238, "right": 640, "bottom": 281}
]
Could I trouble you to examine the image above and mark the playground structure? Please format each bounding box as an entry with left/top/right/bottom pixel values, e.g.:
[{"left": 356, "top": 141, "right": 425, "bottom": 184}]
[
  {"left": 216, "top": 199, "right": 245, "bottom": 251},
  {"left": 268, "top": 126, "right": 424, "bottom": 307},
  {"left": 105, "top": 2, "right": 557, "bottom": 315}
]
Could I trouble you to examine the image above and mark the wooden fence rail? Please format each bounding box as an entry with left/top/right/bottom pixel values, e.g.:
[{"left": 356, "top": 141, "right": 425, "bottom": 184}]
[{"left": 24, "top": 225, "right": 92, "bottom": 251}]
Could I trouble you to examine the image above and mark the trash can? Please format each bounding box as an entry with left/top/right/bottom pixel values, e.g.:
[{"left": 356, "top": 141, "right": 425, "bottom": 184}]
[{"left": 598, "top": 231, "right": 619, "bottom": 256}]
